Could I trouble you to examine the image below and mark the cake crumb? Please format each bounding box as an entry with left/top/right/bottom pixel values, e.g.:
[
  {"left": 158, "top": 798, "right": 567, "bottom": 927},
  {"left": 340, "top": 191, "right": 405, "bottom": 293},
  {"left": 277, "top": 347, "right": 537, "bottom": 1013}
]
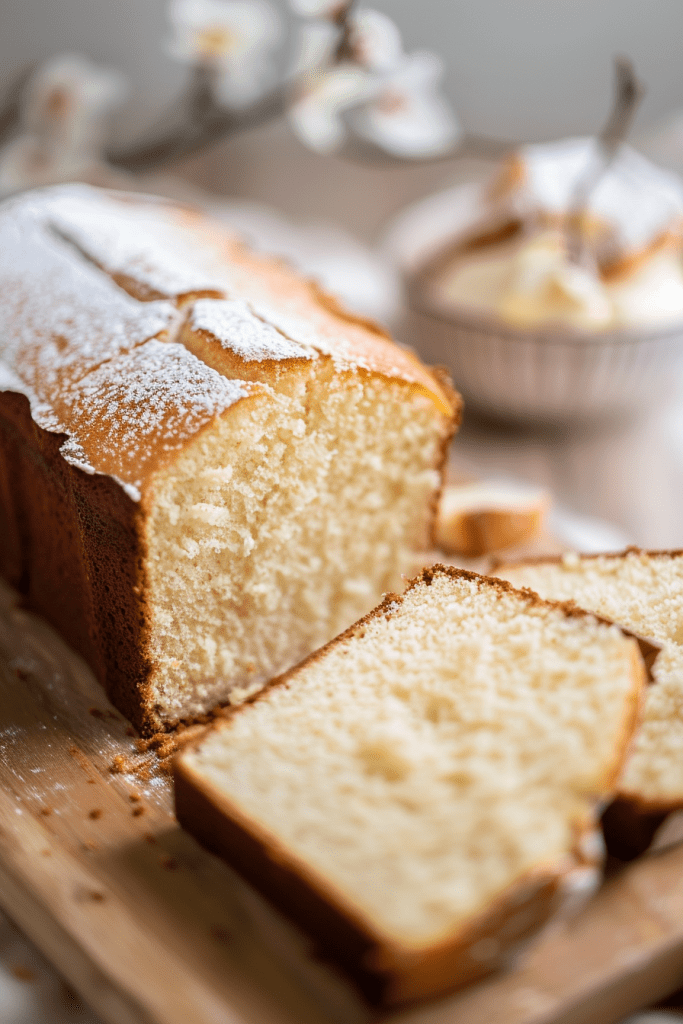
[
  {"left": 88, "top": 891, "right": 105, "bottom": 902},
  {"left": 39, "top": 807, "right": 51, "bottom": 816},
  {"left": 110, "top": 754, "right": 133, "bottom": 774},
  {"left": 88, "top": 808, "right": 103, "bottom": 820},
  {"left": 160, "top": 854, "right": 177, "bottom": 870},
  {"left": 132, "top": 806, "right": 145, "bottom": 817}
]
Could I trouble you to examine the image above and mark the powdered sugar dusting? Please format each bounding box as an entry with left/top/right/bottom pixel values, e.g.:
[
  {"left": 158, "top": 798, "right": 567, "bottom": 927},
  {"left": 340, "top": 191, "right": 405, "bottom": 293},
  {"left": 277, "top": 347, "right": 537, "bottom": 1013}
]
[
  {"left": 57, "top": 339, "right": 256, "bottom": 494},
  {"left": 0, "top": 197, "right": 178, "bottom": 396},
  {"left": 189, "top": 297, "right": 312, "bottom": 362},
  {"left": 246, "top": 298, "right": 372, "bottom": 369},
  {"left": 44, "top": 185, "right": 228, "bottom": 299}
]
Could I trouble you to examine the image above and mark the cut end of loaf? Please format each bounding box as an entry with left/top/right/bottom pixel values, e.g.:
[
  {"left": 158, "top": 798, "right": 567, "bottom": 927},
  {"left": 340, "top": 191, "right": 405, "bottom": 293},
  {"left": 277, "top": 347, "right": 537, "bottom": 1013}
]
[
  {"left": 175, "top": 566, "right": 644, "bottom": 1003},
  {"left": 143, "top": 370, "right": 445, "bottom": 728}
]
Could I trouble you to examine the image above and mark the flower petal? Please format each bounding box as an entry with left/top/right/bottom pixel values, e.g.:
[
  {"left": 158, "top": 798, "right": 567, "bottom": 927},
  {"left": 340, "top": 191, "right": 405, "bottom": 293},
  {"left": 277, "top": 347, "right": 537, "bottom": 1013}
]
[
  {"left": 288, "top": 0, "right": 352, "bottom": 19},
  {"left": 166, "top": 0, "right": 281, "bottom": 67},
  {"left": 23, "top": 53, "right": 127, "bottom": 133},
  {"left": 290, "top": 21, "right": 339, "bottom": 75},
  {"left": 289, "top": 63, "right": 374, "bottom": 153},
  {"left": 351, "top": 51, "right": 460, "bottom": 158},
  {"left": 347, "top": 8, "right": 403, "bottom": 71}
]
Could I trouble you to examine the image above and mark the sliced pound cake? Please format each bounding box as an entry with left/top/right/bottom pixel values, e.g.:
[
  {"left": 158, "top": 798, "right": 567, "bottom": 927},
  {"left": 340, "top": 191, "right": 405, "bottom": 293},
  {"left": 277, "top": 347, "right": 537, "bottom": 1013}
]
[
  {"left": 175, "top": 566, "right": 645, "bottom": 1005},
  {"left": 494, "top": 550, "right": 683, "bottom": 853},
  {"left": 0, "top": 185, "right": 457, "bottom": 734}
]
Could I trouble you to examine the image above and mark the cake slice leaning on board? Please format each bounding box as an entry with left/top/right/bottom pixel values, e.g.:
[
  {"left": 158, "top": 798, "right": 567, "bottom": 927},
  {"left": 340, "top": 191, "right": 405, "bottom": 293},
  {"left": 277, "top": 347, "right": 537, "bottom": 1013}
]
[
  {"left": 175, "top": 566, "right": 646, "bottom": 1007},
  {"left": 0, "top": 184, "right": 458, "bottom": 735},
  {"left": 494, "top": 549, "right": 683, "bottom": 857}
]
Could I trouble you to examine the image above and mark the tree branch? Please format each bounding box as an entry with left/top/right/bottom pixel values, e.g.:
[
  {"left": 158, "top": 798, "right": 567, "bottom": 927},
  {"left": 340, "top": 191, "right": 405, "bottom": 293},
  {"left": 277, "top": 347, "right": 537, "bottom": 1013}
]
[
  {"left": 567, "top": 56, "right": 645, "bottom": 265},
  {"left": 0, "top": 64, "right": 36, "bottom": 148}
]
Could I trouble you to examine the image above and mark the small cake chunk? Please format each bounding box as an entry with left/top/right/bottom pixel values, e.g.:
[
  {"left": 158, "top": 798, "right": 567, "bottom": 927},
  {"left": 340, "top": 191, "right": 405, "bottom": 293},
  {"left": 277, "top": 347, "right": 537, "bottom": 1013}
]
[{"left": 436, "top": 480, "right": 550, "bottom": 556}]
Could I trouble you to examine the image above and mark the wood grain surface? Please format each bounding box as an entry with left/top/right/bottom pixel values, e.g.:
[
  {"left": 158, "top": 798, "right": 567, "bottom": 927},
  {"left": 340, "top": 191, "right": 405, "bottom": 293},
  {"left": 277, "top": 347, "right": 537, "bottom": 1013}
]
[{"left": 1, "top": 579, "right": 683, "bottom": 1024}]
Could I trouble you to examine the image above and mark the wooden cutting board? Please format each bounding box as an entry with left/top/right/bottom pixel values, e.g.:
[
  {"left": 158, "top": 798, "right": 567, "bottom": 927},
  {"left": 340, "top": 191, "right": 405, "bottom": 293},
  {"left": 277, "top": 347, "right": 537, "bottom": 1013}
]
[{"left": 2, "top": 580, "right": 683, "bottom": 1024}]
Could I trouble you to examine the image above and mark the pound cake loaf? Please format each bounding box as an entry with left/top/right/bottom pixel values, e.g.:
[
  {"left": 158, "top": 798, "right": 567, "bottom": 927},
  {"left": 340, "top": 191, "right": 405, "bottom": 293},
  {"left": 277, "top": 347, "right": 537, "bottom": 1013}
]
[
  {"left": 0, "top": 184, "right": 458, "bottom": 734},
  {"left": 494, "top": 550, "right": 683, "bottom": 850},
  {"left": 175, "top": 566, "right": 645, "bottom": 1006}
]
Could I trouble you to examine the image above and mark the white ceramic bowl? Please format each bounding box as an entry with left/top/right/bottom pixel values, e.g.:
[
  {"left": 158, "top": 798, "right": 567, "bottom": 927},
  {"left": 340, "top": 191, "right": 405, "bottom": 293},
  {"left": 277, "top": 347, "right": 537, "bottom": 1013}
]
[
  {"left": 385, "top": 179, "right": 683, "bottom": 424},
  {"left": 405, "top": 293, "right": 683, "bottom": 424}
]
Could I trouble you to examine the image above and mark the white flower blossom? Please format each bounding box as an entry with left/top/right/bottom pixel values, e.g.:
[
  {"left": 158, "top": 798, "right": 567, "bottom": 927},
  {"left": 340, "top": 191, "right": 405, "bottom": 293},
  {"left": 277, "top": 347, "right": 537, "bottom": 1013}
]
[
  {"left": 288, "top": 8, "right": 402, "bottom": 153},
  {"left": 166, "top": 0, "right": 282, "bottom": 106},
  {"left": 350, "top": 51, "right": 460, "bottom": 158},
  {"left": 289, "top": 63, "right": 375, "bottom": 153},
  {"left": 288, "top": 0, "right": 352, "bottom": 20},
  {"left": 345, "top": 9, "right": 403, "bottom": 71},
  {"left": 290, "top": 20, "right": 338, "bottom": 76},
  {"left": 0, "top": 53, "right": 127, "bottom": 195},
  {"left": 289, "top": 8, "right": 458, "bottom": 158}
]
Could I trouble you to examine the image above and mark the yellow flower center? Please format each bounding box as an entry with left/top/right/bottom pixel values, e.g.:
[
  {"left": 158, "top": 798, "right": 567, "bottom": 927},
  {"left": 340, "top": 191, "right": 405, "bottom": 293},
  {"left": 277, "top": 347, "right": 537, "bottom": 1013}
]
[{"left": 194, "top": 25, "right": 239, "bottom": 58}]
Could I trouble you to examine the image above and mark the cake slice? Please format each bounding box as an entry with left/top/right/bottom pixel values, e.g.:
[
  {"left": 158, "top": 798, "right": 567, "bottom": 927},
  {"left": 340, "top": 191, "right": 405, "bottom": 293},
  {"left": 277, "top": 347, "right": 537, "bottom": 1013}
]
[
  {"left": 175, "top": 566, "right": 645, "bottom": 1006},
  {"left": 494, "top": 550, "right": 683, "bottom": 853}
]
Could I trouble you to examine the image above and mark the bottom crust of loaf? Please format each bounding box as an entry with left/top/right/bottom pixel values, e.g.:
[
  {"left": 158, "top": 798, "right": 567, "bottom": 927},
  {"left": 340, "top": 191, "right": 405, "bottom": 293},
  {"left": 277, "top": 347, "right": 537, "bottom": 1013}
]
[
  {"left": 601, "top": 796, "right": 676, "bottom": 862},
  {"left": 175, "top": 759, "right": 598, "bottom": 1007}
]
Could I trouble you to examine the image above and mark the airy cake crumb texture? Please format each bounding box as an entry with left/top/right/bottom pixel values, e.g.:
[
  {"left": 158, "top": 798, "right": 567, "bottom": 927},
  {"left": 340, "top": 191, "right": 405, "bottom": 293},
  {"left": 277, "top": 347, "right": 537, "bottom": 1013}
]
[
  {"left": 145, "top": 370, "right": 441, "bottom": 722},
  {"left": 496, "top": 551, "right": 683, "bottom": 806}
]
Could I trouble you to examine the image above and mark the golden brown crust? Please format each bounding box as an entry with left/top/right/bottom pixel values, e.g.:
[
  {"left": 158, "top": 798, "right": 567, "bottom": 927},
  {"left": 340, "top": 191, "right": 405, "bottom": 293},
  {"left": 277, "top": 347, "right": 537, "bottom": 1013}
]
[
  {"left": 0, "top": 390, "right": 156, "bottom": 734},
  {"left": 210, "top": 236, "right": 455, "bottom": 410},
  {"left": 600, "top": 797, "right": 674, "bottom": 861},
  {"left": 122, "top": 193, "right": 458, "bottom": 415},
  {"left": 492, "top": 545, "right": 683, "bottom": 571}
]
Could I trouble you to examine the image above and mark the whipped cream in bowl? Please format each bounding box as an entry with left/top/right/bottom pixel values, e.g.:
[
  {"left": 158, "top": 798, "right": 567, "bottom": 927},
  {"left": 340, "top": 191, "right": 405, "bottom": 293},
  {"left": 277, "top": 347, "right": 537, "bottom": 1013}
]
[
  {"left": 432, "top": 229, "right": 683, "bottom": 333},
  {"left": 387, "top": 138, "right": 683, "bottom": 423}
]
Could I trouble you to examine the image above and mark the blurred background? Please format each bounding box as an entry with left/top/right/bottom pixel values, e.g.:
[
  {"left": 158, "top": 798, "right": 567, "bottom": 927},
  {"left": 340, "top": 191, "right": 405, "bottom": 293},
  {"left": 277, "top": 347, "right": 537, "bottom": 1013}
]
[
  {"left": 2, "top": 0, "right": 683, "bottom": 236},
  {"left": 3, "top": 0, "right": 683, "bottom": 547}
]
